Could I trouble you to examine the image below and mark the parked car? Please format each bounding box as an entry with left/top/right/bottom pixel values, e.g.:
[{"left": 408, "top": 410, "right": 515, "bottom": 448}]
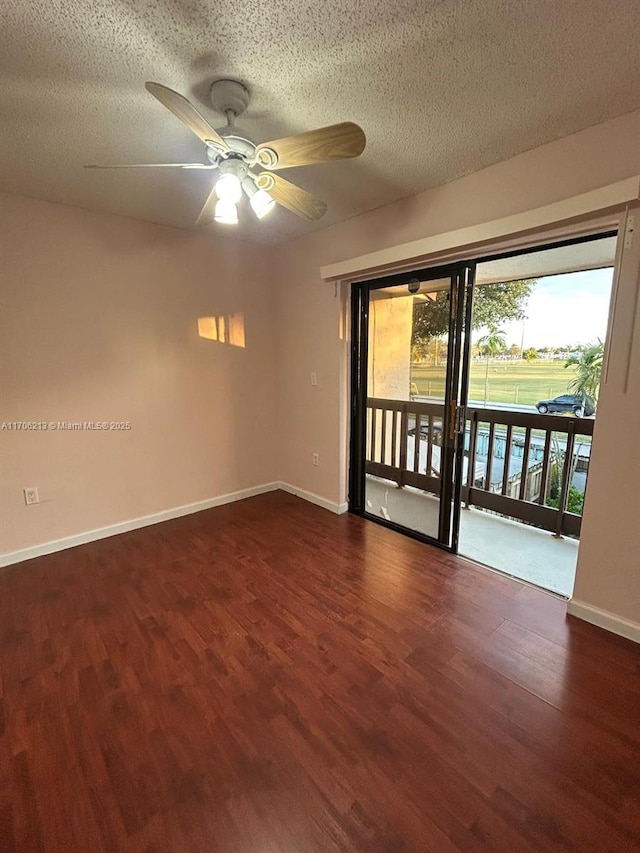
[{"left": 535, "top": 394, "right": 595, "bottom": 416}]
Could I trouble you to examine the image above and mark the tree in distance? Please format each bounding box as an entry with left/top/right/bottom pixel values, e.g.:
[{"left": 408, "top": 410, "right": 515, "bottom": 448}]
[
  {"left": 565, "top": 339, "right": 604, "bottom": 404},
  {"left": 477, "top": 327, "right": 507, "bottom": 405},
  {"left": 411, "top": 279, "right": 535, "bottom": 360}
]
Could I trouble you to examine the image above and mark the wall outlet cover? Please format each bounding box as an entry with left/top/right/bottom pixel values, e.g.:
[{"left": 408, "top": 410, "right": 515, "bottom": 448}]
[{"left": 24, "top": 487, "right": 39, "bottom": 505}]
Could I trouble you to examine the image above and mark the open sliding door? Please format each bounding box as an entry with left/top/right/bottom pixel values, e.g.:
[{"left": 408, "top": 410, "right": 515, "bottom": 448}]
[{"left": 350, "top": 261, "right": 475, "bottom": 551}]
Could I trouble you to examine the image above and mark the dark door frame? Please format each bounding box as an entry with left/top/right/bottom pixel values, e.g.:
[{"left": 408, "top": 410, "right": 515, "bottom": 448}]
[
  {"left": 349, "top": 260, "right": 473, "bottom": 552},
  {"left": 347, "top": 228, "right": 618, "bottom": 554}
]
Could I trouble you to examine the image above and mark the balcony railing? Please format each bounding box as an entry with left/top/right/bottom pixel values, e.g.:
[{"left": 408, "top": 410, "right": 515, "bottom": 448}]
[{"left": 366, "top": 397, "right": 595, "bottom": 537}]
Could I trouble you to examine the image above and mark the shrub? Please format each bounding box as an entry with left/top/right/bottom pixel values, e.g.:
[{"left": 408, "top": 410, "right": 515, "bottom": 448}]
[{"left": 547, "top": 485, "right": 584, "bottom": 515}]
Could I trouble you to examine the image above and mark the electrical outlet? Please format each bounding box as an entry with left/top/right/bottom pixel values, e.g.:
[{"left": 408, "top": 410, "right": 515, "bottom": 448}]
[
  {"left": 310, "top": 372, "right": 318, "bottom": 386},
  {"left": 24, "top": 487, "right": 39, "bottom": 505},
  {"left": 312, "top": 453, "right": 319, "bottom": 466}
]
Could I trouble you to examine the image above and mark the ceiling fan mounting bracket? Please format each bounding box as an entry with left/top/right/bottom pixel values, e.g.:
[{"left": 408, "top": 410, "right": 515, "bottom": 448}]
[
  {"left": 205, "top": 139, "right": 228, "bottom": 157},
  {"left": 255, "top": 173, "right": 275, "bottom": 192},
  {"left": 257, "top": 147, "right": 278, "bottom": 169},
  {"left": 209, "top": 79, "right": 250, "bottom": 119}
]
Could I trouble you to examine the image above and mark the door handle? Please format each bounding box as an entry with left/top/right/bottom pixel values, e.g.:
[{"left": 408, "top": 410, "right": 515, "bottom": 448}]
[{"left": 449, "top": 403, "right": 466, "bottom": 439}]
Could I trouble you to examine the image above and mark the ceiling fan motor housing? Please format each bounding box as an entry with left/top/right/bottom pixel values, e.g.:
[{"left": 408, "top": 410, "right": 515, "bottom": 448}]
[{"left": 217, "top": 153, "right": 249, "bottom": 182}]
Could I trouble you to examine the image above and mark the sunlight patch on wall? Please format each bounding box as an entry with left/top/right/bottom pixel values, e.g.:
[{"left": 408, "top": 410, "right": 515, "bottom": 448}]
[{"left": 198, "top": 315, "right": 246, "bottom": 348}]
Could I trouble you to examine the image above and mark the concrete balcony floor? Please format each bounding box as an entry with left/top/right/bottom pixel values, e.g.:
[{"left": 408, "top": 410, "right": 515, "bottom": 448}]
[{"left": 365, "top": 476, "right": 578, "bottom": 597}]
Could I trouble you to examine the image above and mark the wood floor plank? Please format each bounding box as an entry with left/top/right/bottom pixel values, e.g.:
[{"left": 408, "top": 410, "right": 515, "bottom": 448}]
[{"left": 0, "top": 490, "right": 639, "bottom": 851}]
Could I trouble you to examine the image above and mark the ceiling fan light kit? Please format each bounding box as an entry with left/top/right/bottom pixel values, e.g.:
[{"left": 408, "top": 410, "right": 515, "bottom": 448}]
[
  {"left": 86, "top": 78, "right": 366, "bottom": 228},
  {"left": 216, "top": 175, "right": 242, "bottom": 203},
  {"left": 242, "top": 177, "right": 276, "bottom": 219},
  {"left": 214, "top": 198, "right": 239, "bottom": 225}
]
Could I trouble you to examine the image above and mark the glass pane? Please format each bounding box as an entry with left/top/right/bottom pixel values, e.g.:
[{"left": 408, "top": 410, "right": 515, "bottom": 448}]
[
  {"left": 365, "top": 278, "right": 451, "bottom": 539},
  {"left": 458, "top": 239, "right": 614, "bottom": 596}
]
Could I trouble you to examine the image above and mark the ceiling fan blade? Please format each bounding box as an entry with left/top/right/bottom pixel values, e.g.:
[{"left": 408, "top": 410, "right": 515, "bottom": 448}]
[
  {"left": 85, "top": 163, "right": 216, "bottom": 169},
  {"left": 145, "top": 82, "right": 228, "bottom": 149},
  {"left": 255, "top": 122, "right": 365, "bottom": 170},
  {"left": 195, "top": 185, "right": 218, "bottom": 226},
  {"left": 256, "top": 173, "right": 327, "bottom": 221}
]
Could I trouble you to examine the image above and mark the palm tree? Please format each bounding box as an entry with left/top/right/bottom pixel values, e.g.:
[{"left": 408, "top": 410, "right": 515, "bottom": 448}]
[
  {"left": 477, "top": 327, "right": 507, "bottom": 405},
  {"left": 564, "top": 340, "right": 604, "bottom": 407}
]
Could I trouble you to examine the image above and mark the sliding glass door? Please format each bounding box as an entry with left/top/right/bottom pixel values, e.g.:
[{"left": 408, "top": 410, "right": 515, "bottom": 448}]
[{"left": 350, "top": 262, "right": 475, "bottom": 550}]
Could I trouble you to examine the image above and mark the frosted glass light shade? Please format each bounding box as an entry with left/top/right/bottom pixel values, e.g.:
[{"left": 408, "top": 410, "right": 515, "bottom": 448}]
[
  {"left": 214, "top": 198, "right": 238, "bottom": 224},
  {"left": 250, "top": 189, "right": 276, "bottom": 219},
  {"left": 215, "top": 173, "right": 242, "bottom": 203}
]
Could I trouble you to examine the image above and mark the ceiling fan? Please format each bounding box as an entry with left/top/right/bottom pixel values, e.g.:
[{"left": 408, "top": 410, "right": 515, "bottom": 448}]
[{"left": 86, "top": 79, "right": 366, "bottom": 225}]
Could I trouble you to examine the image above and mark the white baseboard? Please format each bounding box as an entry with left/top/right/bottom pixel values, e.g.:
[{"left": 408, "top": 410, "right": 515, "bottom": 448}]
[
  {"left": 277, "top": 482, "right": 349, "bottom": 515},
  {"left": 567, "top": 599, "right": 640, "bottom": 645},
  {"left": 0, "top": 482, "right": 280, "bottom": 569},
  {"left": 0, "top": 481, "right": 349, "bottom": 569}
]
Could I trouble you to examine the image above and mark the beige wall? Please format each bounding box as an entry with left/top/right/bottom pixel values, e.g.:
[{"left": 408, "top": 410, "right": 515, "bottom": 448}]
[
  {"left": 274, "top": 107, "right": 640, "bottom": 625},
  {"left": 572, "top": 203, "right": 640, "bottom": 624},
  {"left": 0, "top": 193, "right": 277, "bottom": 555},
  {"left": 368, "top": 297, "right": 413, "bottom": 400}
]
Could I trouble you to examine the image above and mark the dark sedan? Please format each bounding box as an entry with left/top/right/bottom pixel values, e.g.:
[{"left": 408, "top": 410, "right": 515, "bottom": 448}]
[{"left": 536, "top": 394, "right": 595, "bottom": 416}]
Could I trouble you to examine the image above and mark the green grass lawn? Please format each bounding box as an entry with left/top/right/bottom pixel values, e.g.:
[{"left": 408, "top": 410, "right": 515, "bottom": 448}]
[{"left": 411, "top": 360, "right": 574, "bottom": 406}]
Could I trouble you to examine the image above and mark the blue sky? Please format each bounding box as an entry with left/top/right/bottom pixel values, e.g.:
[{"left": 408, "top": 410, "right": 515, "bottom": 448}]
[{"left": 484, "top": 267, "right": 614, "bottom": 349}]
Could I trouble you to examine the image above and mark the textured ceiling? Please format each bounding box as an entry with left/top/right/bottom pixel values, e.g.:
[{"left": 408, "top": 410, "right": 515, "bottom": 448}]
[{"left": 2, "top": 0, "right": 640, "bottom": 244}]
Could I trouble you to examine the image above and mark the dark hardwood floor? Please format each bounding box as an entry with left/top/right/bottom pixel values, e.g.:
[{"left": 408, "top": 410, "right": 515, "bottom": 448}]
[{"left": 1, "top": 491, "right": 639, "bottom": 852}]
